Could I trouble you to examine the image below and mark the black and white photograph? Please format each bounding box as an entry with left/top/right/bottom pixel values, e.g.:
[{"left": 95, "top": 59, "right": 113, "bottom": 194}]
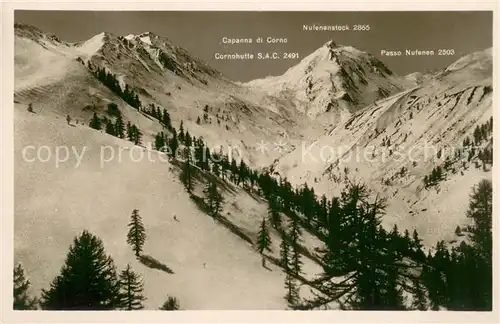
[{"left": 2, "top": 4, "right": 496, "bottom": 318}]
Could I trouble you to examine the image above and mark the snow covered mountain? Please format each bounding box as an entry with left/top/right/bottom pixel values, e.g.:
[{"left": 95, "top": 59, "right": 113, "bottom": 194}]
[
  {"left": 270, "top": 47, "right": 493, "bottom": 246},
  {"left": 13, "top": 23, "right": 492, "bottom": 309},
  {"left": 244, "top": 40, "right": 409, "bottom": 121},
  {"left": 14, "top": 23, "right": 325, "bottom": 310},
  {"left": 404, "top": 72, "right": 434, "bottom": 86},
  {"left": 13, "top": 105, "right": 324, "bottom": 309},
  {"left": 14, "top": 23, "right": 309, "bottom": 169}
]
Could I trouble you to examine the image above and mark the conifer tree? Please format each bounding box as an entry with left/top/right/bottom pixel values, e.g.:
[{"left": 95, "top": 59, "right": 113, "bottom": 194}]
[
  {"left": 463, "top": 179, "right": 492, "bottom": 310},
  {"left": 127, "top": 209, "right": 147, "bottom": 257},
  {"left": 289, "top": 218, "right": 303, "bottom": 276},
  {"left": 303, "top": 184, "right": 413, "bottom": 310},
  {"left": 379, "top": 242, "right": 407, "bottom": 310},
  {"left": 280, "top": 236, "right": 290, "bottom": 271},
  {"left": 383, "top": 264, "right": 407, "bottom": 310},
  {"left": 155, "top": 132, "right": 166, "bottom": 151},
  {"left": 106, "top": 103, "right": 121, "bottom": 117},
  {"left": 267, "top": 195, "right": 282, "bottom": 230},
  {"left": 412, "top": 229, "right": 423, "bottom": 250},
  {"left": 117, "top": 264, "right": 146, "bottom": 310},
  {"left": 238, "top": 160, "right": 249, "bottom": 187},
  {"left": 203, "top": 146, "right": 211, "bottom": 172},
  {"left": 414, "top": 267, "right": 430, "bottom": 311},
  {"left": 317, "top": 195, "right": 329, "bottom": 230},
  {"left": 284, "top": 270, "right": 300, "bottom": 309},
  {"left": 134, "top": 93, "right": 141, "bottom": 109},
  {"left": 105, "top": 121, "right": 116, "bottom": 136},
  {"left": 132, "top": 125, "right": 142, "bottom": 145},
  {"left": 212, "top": 161, "right": 221, "bottom": 177},
  {"left": 126, "top": 122, "right": 133, "bottom": 141},
  {"left": 257, "top": 218, "right": 272, "bottom": 267},
  {"left": 203, "top": 178, "right": 224, "bottom": 217},
  {"left": 180, "top": 147, "right": 194, "bottom": 193},
  {"left": 13, "top": 263, "right": 38, "bottom": 310},
  {"left": 168, "top": 130, "right": 179, "bottom": 158},
  {"left": 159, "top": 296, "right": 180, "bottom": 310},
  {"left": 323, "top": 197, "right": 342, "bottom": 274},
  {"left": 193, "top": 140, "right": 205, "bottom": 168},
  {"left": 161, "top": 109, "right": 171, "bottom": 130},
  {"left": 280, "top": 236, "right": 299, "bottom": 308},
  {"left": 230, "top": 159, "right": 238, "bottom": 183},
  {"left": 156, "top": 107, "right": 162, "bottom": 120},
  {"left": 185, "top": 131, "right": 192, "bottom": 147},
  {"left": 125, "top": 124, "right": 142, "bottom": 145},
  {"left": 423, "top": 240, "right": 450, "bottom": 310},
  {"left": 89, "top": 112, "right": 102, "bottom": 130},
  {"left": 123, "top": 84, "right": 130, "bottom": 102},
  {"left": 41, "top": 230, "right": 120, "bottom": 310},
  {"left": 466, "top": 179, "right": 492, "bottom": 258},
  {"left": 115, "top": 114, "right": 125, "bottom": 139}
]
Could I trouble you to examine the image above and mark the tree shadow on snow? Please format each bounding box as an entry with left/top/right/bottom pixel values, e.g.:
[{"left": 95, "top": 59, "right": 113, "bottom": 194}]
[
  {"left": 138, "top": 254, "right": 175, "bottom": 274},
  {"left": 262, "top": 262, "right": 273, "bottom": 272},
  {"left": 170, "top": 159, "right": 238, "bottom": 195},
  {"left": 190, "top": 194, "right": 255, "bottom": 246}
]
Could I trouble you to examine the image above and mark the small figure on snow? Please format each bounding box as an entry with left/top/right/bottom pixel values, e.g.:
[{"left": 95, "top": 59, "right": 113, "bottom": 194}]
[
  {"left": 27, "top": 103, "right": 34, "bottom": 113},
  {"left": 203, "top": 262, "right": 206, "bottom": 268},
  {"left": 66, "top": 115, "right": 71, "bottom": 125},
  {"left": 173, "top": 215, "right": 179, "bottom": 222}
]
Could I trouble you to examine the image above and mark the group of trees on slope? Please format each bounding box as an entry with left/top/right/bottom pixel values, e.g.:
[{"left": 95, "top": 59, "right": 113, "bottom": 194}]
[
  {"left": 424, "top": 117, "right": 493, "bottom": 189},
  {"left": 14, "top": 210, "right": 180, "bottom": 311},
  {"left": 89, "top": 109, "right": 143, "bottom": 145},
  {"left": 16, "top": 178, "right": 490, "bottom": 311},
  {"left": 25, "top": 65, "right": 492, "bottom": 311},
  {"left": 169, "top": 128, "right": 492, "bottom": 310},
  {"left": 293, "top": 179, "right": 492, "bottom": 311},
  {"left": 140, "top": 107, "right": 494, "bottom": 310},
  {"left": 90, "top": 65, "right": 142, "bottom": 109},
  {"left": 159, "top": 117, "right": 492, "bottom": 311}
]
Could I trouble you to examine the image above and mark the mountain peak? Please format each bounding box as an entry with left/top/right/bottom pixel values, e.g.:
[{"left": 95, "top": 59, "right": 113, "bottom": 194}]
[
  {"left": 15, "top": 23, "right": 65, "bottom": 44},
  {"left": 138, "top": 31, "right": 156, "bottom": 37},
  {"left": 123, "top": 31, "right": 160, "bottom": 46},
  {"left": 245, "top": 41, "right": 401, "bottom": 117},
  {"left": 324, "top": 39, "right": 338, "bottom": 48}
]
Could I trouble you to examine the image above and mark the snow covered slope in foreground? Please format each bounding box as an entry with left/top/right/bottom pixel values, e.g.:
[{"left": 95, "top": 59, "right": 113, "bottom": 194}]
[{"left": 14, "top": 106, "right": 323, "bottom": 309}]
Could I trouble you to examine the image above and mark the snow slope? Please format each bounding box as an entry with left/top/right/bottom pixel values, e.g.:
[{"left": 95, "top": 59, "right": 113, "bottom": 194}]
[
  {"left": 13, "top": 23, "right": 492, "bottom": 310},
  {"left": 271, "top": 48, "right": 493, "bottom": 247},
  {"left": 14, "top": 24, "right": 313, "bottom": 170},
  {"left": 14, "top": 105, "right": 323, "bottom": 309}
]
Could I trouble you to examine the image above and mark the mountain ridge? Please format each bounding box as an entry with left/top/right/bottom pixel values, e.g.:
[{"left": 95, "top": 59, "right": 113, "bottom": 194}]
[
  {"left": 12, "top": 22, "right": 493, "bottom": 310},
  {"left": 244, "top": 39, "right": 411, "bottom": 119}
]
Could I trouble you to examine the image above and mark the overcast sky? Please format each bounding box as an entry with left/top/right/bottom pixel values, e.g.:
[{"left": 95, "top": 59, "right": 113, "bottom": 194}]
[{"left": 15, "top": 11, "right": 492, "bottom": 82}]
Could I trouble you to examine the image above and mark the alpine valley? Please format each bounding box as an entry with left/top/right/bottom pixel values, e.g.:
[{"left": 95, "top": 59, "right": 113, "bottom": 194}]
[{"left": 13, "top": 23, "right": 493, "bottom": 311}]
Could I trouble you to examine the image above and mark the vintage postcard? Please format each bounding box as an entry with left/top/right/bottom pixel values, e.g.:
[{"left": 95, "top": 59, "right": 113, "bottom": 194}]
[{"left": 1, "top": 1, "right": 498, "bottom": 323}]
